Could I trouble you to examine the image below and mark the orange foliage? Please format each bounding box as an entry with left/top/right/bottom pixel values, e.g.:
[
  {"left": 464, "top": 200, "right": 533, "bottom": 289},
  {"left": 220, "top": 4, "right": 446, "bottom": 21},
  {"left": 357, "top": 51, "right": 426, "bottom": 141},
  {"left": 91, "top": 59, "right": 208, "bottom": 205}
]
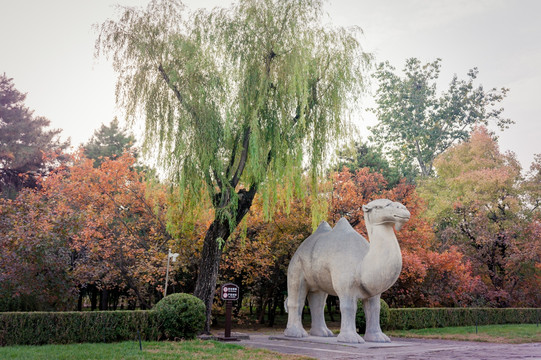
[
  {"left": 53, "top": 151, "right": 173, "bottom": 308},
  {"left": 1, "top": 150, "right": 175, "bottom": 310}
]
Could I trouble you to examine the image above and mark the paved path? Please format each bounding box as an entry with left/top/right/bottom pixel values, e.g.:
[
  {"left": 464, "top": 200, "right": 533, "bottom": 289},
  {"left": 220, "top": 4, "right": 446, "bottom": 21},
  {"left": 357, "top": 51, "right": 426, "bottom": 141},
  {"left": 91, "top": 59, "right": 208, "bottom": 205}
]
[{"left": 239, "top": 334, "right": 541, "bottom": 359}]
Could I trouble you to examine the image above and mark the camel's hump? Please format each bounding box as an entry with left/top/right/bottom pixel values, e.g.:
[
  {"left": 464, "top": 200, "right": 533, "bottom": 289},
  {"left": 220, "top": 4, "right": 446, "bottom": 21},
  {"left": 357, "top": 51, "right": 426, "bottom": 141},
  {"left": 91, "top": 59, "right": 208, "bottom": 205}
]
[
  {"left": 315, "top": 220, "right": 332, "bottom": 233},
  {"left": 328, "top": 217, "right": 366, "bottom": 241},
  {"left": 333, "top": 217, "right": 355, "bottom": 232}
]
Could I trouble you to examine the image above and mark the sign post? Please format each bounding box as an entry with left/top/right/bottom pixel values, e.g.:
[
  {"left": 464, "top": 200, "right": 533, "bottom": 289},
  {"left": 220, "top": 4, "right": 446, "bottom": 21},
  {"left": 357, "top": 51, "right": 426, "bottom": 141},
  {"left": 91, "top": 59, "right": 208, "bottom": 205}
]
[{"left": 220, "top": 283, "right": 239, "bottom": 341}]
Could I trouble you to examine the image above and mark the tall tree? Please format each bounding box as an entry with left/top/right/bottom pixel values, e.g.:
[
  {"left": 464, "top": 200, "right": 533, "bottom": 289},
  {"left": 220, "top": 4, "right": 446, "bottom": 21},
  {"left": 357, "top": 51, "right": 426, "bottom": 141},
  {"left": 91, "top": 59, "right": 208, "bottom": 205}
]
[
  {"left": 96, "top": 0, "right": 370, "bottom": 330},
  {"left": 419, "top": 127, "right": 541, "bottom": 306},
  {"left": 84, "top": 118, "right": 135, "bottom": 167},
  {"left": 369, "top": 58, "right": 511, "bottom": 178},
  {"left": 334, "top": 141, "right": 416, "bottom": 186},
  {"left": 0, "top": 74, "right": 68, "bottom": 198}
]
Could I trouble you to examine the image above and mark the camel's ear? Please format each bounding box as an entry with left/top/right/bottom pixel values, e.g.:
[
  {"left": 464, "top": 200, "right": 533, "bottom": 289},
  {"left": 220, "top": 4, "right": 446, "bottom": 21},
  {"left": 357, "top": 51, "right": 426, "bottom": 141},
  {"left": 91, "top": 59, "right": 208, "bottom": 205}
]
[{"left": 362, "top": 204, "right": 370, "bottom": 212}]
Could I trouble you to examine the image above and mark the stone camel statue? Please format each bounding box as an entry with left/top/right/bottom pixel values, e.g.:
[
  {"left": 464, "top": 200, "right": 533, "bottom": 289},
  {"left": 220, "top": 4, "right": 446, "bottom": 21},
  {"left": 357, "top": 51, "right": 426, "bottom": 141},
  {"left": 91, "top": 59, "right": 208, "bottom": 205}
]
[{"left": 284, "top": 199, "right": 410, "bottom": 343}]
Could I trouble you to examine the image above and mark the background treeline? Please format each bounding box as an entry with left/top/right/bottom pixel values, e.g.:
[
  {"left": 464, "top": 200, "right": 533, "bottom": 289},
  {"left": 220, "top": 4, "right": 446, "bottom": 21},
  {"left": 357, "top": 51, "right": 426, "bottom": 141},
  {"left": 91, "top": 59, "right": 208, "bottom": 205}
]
[{"left": 1, "top": 55, "right": 540, "bottom": 322}]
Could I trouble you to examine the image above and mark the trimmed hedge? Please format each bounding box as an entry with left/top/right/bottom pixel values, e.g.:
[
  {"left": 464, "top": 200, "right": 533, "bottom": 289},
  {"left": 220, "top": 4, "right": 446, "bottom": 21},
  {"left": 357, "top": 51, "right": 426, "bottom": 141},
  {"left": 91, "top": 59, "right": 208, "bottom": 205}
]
[
  {"left": 388, "top": 307, "right": 541, "bottom": 330},
  {"left": 0, "top": 293, "right": 207, "bottom": 346},
  {"left": 0, "top": 310, "right": 159, "bottom": 346}
]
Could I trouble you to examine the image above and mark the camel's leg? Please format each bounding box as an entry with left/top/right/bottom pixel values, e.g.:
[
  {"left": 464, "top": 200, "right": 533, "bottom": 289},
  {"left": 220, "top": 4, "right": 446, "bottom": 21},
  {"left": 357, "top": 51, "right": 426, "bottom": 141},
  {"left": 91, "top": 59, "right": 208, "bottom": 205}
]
[
  {"left": 363, "top": 294, "right": 390, "bottom": 343},
  {"left": 307, "top": 291, "right": 333, "bottom": 337},
  {"left": 336, "top": 294, "right": 364, "bottom": 343},
  {"left": 284, "top": 271, "right": 309, "bottom": 338}
]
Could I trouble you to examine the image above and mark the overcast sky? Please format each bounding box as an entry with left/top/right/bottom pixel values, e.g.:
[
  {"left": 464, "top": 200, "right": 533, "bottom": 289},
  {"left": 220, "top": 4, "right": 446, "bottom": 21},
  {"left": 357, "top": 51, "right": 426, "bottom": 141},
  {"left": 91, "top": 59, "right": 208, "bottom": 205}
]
[{"left": 1, "top": 0, "right": 540, "bottom": 169}]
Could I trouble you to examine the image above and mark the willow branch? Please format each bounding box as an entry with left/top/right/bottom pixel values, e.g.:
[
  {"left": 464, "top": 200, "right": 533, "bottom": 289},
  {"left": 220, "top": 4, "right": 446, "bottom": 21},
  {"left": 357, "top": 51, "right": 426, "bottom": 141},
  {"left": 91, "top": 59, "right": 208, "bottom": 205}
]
[{"left": 230, "top": 126, "right": 251, "bottom": 188}]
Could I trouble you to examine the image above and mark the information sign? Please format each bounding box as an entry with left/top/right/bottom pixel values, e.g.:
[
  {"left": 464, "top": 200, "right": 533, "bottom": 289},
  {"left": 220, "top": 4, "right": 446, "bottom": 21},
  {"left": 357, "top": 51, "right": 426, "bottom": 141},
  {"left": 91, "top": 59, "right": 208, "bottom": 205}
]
[{"left": 220, "top": 283, "right": 239, "bottom": 301}]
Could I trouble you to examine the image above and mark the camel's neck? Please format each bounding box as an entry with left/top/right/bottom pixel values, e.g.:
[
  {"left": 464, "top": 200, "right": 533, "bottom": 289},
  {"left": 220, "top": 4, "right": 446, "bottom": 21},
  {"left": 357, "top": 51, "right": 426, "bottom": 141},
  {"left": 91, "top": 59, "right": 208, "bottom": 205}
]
[{"left": 359, "top": 224, "right": 403, "bottom": 298}]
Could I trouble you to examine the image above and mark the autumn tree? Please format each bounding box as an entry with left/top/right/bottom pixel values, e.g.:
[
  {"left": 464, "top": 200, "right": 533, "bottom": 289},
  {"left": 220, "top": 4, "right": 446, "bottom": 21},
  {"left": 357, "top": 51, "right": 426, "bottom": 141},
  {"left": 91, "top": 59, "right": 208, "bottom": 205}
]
[
  {"left": 96, "top": 0, "right": 370, "bottom": 330},
  {"left": 0, "top": 151, "right": 174, "bottom": 311},
  {"left": 0, "top": 188, "right": 78, "bottom": 311},
  {"left": 49, "top": 151, "right": 172, "bottom": 309},
  {"left": 84, "top": 118, "right": 135, "bottom": 167},
  {"left": 369, "top": 58, "right": 511, "bottom": 178},
  {"left": 419, "top": 127, "right": 541, "bottom": 306},
  {"left": 0, "top": 74, "right": 68, "bottom": 198}
]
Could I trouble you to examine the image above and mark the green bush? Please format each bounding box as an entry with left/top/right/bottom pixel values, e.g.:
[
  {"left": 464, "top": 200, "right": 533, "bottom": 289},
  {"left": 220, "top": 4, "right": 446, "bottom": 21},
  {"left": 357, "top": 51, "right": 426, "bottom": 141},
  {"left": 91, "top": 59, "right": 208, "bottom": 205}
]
[
  {"left": 153, "top": 293, "right": 205, "bottom": 340},
  {"left": 0, "top": 310, "right": 159, "bottom": 346},
  {"left": 387, "top": 307, "right": 541, "bottom": 330},
  {"left": 356, "top": 298, "right": 390, "bottom": 333}
]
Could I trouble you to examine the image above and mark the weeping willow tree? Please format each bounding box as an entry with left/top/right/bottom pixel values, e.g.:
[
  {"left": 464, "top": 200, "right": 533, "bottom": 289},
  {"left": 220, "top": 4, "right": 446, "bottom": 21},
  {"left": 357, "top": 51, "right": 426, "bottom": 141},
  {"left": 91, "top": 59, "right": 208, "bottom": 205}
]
[{"left": 96, "top": 0, "right": 370, "bottom": 331}]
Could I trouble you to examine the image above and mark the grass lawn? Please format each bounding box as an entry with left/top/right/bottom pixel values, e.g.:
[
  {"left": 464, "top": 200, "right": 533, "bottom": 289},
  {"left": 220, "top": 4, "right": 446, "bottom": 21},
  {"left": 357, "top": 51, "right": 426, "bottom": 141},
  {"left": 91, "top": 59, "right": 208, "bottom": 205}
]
[
  {"left": 0, "top": 340, "right": 310, "bottom": 360},
  {"left": 387, "top": 324, "right": 541, "bottom": 344}
]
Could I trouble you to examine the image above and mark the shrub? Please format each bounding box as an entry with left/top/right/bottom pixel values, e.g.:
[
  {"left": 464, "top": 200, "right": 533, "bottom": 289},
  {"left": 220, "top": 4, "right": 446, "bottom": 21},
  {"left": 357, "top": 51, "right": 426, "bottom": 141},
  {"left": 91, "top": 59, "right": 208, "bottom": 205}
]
[
  {"left": 0, "top": 310, "right": 159, "bottom": 346},
  {"left": 153, "top": 293, "right": 205, "bottom": 340},
  {"left": 356, "top": 298, "right": 390, "bottom": 333},
  {"left": 387, "top": 307, "right": 541, "bottom": 330}
]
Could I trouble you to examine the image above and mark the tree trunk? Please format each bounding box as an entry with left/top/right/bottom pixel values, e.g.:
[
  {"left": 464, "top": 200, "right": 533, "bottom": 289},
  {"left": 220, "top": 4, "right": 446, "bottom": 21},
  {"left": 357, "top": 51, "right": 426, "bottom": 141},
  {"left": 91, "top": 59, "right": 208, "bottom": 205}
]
[
  {"left": 77, "top": 292, "right": 83, "bottom": 311},
  {"left": 193, "top": 219, "right": 229, "bottom": 333},
  {"left": 90, "top": 288, "right": 98, "bottom": 311},
  {"left": 193, "top": 186, "right": 258, "bottom": 333},
  {"left": 100, "top": 289, "right": 109, "bottom": 310},
  {"left": 258, "top": 296, "right": 268, "bottom": 324},
  {"left": 268, "top": 294, "right": 279, "bottom": 327}
]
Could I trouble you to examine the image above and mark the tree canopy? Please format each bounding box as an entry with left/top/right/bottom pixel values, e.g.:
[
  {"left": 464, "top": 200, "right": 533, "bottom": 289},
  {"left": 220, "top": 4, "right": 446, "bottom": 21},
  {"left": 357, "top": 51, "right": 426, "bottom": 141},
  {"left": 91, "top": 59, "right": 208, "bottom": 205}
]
[
  {"left": 84, "top": 118, "right": 135, "bottom": 167},
  {"left": 419, "top": 127, "right": 540, "bottom": 306},
  {"left": 0, "top": 151, "right": 172, "bottom": 311},
  {"left": 334, "top": 141, "right": 417, "bottom": 187},
  {"left": 96, "top": 0, "right": 370, "bottom": 330},
  {"left": 0, "top": 74, "right": 68, "bottom": 198},
  {"left": 369, "top": 58, "right": 511, "bottom": 178}
]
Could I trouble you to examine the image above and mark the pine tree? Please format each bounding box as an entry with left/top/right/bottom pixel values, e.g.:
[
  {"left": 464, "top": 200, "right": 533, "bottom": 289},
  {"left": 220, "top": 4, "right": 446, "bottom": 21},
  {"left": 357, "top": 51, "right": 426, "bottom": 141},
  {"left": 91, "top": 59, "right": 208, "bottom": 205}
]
[
  {"left": 0, "top": 74, "right": 68, "bottom": 198},
  {"left": 84, "top": 118, "right": 135, "bottom": 167}
]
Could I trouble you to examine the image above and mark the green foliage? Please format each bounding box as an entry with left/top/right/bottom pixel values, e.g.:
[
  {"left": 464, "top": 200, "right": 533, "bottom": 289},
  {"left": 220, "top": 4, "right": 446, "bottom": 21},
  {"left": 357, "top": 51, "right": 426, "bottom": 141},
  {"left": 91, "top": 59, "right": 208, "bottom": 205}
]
[
  {"left": 0, "top": 74, "right": 69, "bottom": 199},
  {"left": 334, "top": 141, "right": 415, "bottom": 186},
  {"left": 387, "top": 308, "right": 541, "bottom": 330},
  {"left": 356, "top": 299, "right": 390, "bottom": 333},
  {"left": 84, "top": 118, "right": 136, "bottom": 167},
  {"left": 0, "top": 310, "right": 159, "bottom": 346},
  {"left": 153, "top": 293, "right": 206, "bottom": 340},
  {"left": 369, "top": 58, "right": 511, "bottom": 178},
  {"left": 95, "top": 0, "right": 370, "bottom": 226}
]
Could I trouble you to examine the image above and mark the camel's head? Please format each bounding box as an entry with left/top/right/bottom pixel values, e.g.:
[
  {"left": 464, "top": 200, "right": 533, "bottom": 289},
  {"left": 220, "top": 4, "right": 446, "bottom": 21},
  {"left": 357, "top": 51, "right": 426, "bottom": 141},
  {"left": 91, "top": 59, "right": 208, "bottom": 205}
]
[{"left": 362, "top": 199, "right": 411, "bottom": 233}]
